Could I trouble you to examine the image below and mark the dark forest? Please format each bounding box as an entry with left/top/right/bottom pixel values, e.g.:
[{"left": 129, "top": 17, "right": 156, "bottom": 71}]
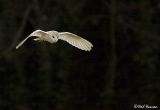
[{"left": 0, "top": 0, "right": 160, "bottom": 110}]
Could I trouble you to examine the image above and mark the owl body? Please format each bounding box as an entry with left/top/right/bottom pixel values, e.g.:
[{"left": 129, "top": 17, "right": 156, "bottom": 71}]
[{"left": 16, "top": 29, "right": 93, "bottom": 51}]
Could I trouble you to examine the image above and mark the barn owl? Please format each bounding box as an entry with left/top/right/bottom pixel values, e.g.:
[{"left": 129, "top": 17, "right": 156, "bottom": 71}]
[{"left": 16, "top": 30, "right": 93, "bottom": 51}]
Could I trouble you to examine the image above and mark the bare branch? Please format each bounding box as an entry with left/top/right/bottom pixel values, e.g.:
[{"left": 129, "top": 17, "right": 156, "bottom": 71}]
[{"left": 1, "top": 5, "right": 32, "bottom": 57}]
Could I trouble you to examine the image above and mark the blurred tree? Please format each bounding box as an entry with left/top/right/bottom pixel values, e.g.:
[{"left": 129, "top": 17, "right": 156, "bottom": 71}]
[{"left": 0, "top": 0, "right": 160, "bottom": 110}]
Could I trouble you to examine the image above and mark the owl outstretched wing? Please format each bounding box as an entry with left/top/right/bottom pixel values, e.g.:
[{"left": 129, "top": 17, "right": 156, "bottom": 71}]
[
  {"left": 58, "top": 32, "right": 93, "bottom": 51},
  {"left": 16, "top": 30, "right": 47, "bottom": 49}
]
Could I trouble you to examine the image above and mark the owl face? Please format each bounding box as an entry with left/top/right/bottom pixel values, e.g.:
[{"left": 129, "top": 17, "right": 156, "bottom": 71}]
[
  {"left": 52, "top": 31, "right": 59, "bottom": 38},
  {"left": 47, "top": 31, "right": 58, "bottom": 38}
]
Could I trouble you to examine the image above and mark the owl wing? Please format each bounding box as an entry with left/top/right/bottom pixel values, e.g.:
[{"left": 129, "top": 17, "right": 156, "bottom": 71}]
[
  {"left": 16, "top": 30, "right": 47, "bottom": 49},
  {"left": 58, "top": 32, "right": 93, "bottom": 51}
]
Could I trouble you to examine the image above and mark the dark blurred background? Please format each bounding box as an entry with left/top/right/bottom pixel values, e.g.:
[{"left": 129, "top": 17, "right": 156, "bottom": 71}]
[{"left": 0, "top": 0, "right": 160, "bottom": 110}]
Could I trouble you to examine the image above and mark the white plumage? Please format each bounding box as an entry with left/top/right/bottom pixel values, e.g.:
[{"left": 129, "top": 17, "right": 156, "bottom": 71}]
[{"left": 16, "top": 30, "right": 93, "bottom": 51}]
